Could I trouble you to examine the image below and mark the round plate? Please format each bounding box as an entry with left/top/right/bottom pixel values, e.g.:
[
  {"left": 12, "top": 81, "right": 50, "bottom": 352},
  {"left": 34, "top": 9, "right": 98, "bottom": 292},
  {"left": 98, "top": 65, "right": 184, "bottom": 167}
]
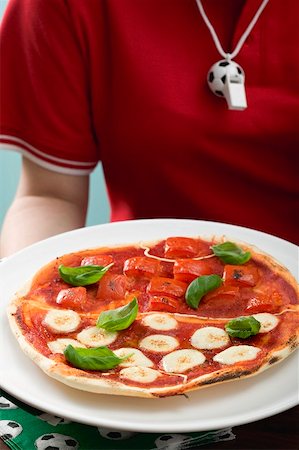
[{"left": 0, "top": 219, "right": 298, "bottom": 432}]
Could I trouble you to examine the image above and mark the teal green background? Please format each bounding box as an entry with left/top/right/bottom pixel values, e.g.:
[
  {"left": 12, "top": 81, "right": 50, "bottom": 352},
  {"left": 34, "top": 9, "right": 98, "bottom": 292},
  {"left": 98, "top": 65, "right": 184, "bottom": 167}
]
[{"left": 0, "top": 0, "right": 110, "bottom": 228}]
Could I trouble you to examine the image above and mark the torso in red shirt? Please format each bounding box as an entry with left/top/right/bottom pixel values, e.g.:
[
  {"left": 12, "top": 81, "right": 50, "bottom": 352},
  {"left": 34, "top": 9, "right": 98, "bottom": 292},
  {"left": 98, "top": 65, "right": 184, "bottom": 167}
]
[{"left": 1, "top": 0, "right": 298, "bottom": 243}]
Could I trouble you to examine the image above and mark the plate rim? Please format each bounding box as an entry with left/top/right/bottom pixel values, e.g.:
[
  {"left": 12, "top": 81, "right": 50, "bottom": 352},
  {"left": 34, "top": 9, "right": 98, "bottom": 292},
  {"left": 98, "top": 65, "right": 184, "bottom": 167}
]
[{"left": 1, "top": 357, "right": 298, "bottom": 433}]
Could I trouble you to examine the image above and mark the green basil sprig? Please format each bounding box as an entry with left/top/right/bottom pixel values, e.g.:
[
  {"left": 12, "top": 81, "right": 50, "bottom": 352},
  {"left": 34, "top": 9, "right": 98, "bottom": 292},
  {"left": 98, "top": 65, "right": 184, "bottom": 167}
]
[
  {"left": 64, "top": 345, "right": 126, "bottom": 370},
  {"left": 58, "top": 263, "right": 113, "bottom": 286},
  {"left": 211, "top": 242, "right": 251, "bottom": 265},
  {"left": 225, "top": 316, "right": 261, "bottom": 339},
  {"left": 185, "top": 275, "right": 222, "bottom": 309},
  {"left": 97, "top": 298, "right": 138, "bottom": 331}
]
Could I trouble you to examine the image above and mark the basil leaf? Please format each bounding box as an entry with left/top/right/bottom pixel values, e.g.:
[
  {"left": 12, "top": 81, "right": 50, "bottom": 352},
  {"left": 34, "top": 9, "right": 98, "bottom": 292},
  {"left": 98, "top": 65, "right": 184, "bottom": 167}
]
[
  {"left": 58, "top": 263, "right": 113, "bottom": 286},
  {"left": 64, "top": 345, "right": 125, "bottom": 370},
  {"left": 211, "top": 242, "right": 251, "bottom": 264},
  {"left": 185, "top": 275, "right": 222, "bottom": 309},
  {"left": 97, "top": 298, "right": 138, "bottom": 331},
  {"left": 225, "top": 316, "right": 261, "bottom": 339}
]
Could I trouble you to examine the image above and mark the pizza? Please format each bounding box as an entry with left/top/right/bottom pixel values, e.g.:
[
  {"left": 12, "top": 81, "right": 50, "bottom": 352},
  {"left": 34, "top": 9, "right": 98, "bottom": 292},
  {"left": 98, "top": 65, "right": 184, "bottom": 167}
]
[{"left": 7, "top": 235, "right": 299, "bottom": 398}]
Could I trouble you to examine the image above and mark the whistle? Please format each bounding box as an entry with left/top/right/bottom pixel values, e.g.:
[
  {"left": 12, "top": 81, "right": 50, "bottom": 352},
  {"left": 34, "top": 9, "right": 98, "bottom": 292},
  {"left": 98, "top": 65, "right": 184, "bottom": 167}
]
[{"left": 223, "top": 71, "right": 247, "bottom": 111}]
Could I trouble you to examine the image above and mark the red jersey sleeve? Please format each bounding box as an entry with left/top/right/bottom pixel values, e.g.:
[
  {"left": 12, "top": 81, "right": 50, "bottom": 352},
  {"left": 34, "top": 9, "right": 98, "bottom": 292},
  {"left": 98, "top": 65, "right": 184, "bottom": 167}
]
[{"left": 0, "top": 0, "right": 99, "bottom": 174}]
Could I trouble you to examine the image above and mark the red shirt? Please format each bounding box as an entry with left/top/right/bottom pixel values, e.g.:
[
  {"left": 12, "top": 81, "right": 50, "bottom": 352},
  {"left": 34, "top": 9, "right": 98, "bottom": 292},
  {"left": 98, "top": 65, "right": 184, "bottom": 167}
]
[{"left": 1, "top": 0, "right": 298, "bottom": 243}]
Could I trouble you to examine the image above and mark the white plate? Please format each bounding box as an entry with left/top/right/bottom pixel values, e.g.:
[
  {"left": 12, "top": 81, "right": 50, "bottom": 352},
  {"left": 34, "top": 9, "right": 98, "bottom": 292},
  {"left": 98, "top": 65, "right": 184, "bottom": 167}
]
[{"left": 0, "top": 219, "right": 298, "bottom": 432}]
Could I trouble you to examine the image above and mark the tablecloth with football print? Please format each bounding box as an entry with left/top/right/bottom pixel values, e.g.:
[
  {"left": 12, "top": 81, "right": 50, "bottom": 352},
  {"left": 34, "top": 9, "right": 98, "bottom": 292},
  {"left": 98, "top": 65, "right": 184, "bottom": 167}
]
[{"left": 0, "top": 389, "right": 235, "bottom": 450}]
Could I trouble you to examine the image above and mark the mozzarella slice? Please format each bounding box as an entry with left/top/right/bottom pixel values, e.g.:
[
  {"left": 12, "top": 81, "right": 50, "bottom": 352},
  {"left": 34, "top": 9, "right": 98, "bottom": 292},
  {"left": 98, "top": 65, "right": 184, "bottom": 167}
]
[
  {"left": 77, "top": 326, "right": 118, "bottom": 347},
  {"left": 139, "top": 334, "right": 179, "bottom": 353},
  {"left": 213, "top": 345, "right": 261, "bottom": 365},
  {"left": 47, "top": 338, "right": 86, "bottom": 354},
  {"left": 252, "top": 313, "right": 279, "bottom": 333},
  {"left": 43, "top": 309, "right": 81, "bottom": 334},
  {"left": 191, "top": 327, "right": 230, "bottom": 349},
  {"left": 114, "top": 348, "right": 154, "bottom": 368},
  {"left": 142, "top": 313, "right": 178, "bottom": 331},
  {"left": 161, "top": 349, "right": 206, "bottom": 373},
  {"left": 119, "top": 366, "right": 160, "bottom": 383}
]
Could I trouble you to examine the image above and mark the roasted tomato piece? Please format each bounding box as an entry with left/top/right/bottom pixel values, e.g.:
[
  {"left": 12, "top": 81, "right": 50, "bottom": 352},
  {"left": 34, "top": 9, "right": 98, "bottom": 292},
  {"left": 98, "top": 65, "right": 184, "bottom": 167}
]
[
  {"left": 199, "top": 285, "right": 241, "bottom": 316},
  {"left": 165, "top": 237, "right": 210, "bottom": 259},
  {"left": 81, "top": 254, "right": 114, "bottom": 267},
  {"left": 123, "top": 256, "right": 160, "bottom": 278},
  {"left": 204, "top": 284, "right": 240, "bottom": 302},
  {"left": 97, "top": 273, "right": 128, "bottom": 300},
  {"left": 148, "top": 296, "right": 180, "bottom": 312},
  {"left": 56, "top": 287, "right": 87, "bottom": 310},
  {"left": 174, "top": 258, "right": 224, "bottom": 283},
  {"left": 159, "top": 261, "right": 175, "bottom": 278},
  {"left": 246, "top": 291, "right": 283, "bottom": 313},
  {"left": 147, "top": 277, "right": 187, "bottom": 298},
  {"left": 223, "top": 264, "right": 260, "bottom": 287}
]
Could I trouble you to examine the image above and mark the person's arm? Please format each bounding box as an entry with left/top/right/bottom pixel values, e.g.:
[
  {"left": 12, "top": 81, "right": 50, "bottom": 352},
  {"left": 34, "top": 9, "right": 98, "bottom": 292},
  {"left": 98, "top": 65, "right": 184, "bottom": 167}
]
[{"left": 0, "top": 157, "right": 90, "bottom": 257}]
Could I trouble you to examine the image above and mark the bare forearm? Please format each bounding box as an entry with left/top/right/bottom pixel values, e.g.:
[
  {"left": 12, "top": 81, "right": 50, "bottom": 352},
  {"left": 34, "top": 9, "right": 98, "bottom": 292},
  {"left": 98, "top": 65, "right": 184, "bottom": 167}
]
[{"left": 0, "top": 195, "right": 87, "bottom": 257}]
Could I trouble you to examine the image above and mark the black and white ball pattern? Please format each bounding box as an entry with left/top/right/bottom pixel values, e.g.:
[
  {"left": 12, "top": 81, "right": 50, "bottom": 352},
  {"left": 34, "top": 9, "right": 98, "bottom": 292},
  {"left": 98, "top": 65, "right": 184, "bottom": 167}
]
[
  {"left": 207, "top": 59, "right": 245, "bottom": 97},
  {"left": 0, "top": 396, "right": 18, "bottom": 410},
  {"left": 155, "top": 433, "right": 190, "bottom": 449},
  {"left": 0, "top": 420, "right": 23, "bottom": 440},
  {"left": 97, "top": 426, "right": 136, "bottom": 440},
  {"left": 37, "top": 412, "right": 71, "bottom": 426},
  {"left": 34, "top": 433, "right": 79, "bottom": 450}
]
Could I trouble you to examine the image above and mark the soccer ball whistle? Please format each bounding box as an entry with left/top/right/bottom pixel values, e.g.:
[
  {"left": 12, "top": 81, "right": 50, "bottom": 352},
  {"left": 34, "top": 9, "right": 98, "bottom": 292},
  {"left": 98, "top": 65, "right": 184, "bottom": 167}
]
[{"left": 207, "top": 60, "right": 247, "bottom": 111}]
